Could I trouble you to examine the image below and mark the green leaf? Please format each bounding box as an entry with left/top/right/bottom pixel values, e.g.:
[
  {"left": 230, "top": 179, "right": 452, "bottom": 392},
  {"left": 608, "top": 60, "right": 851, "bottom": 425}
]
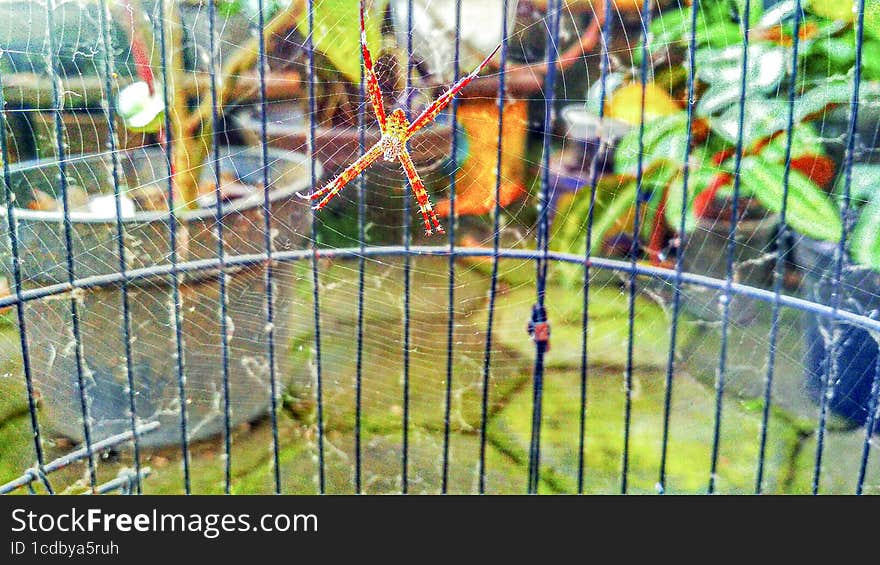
[
  {"left": 665, "top": 167, "right": 721, "bottom": 233},
  {"left": 295, "top": 0, "right": 389, "bottom": 83},
  {"left": 758, "top": 122, "right": 826, "bottom": 163},
  {"left": 216, "top": 0, "right": 245, "bottom": 18},
  {"left": 868, "top": 0, "right": 880, "bottom": 42},
  {"left": 636, "top": 4, "right": 691, "bottom": 65},
  {"left": 712, "top": 98, "right": 789, "bottom": 148},
  {"left": 794, "top": 75, "right": 854, "bottom": 121},
  {"left": 730, "top": 0, "right": 764, "bottom": 26},
  {"left": 696, "top": 84, "right": 743, "bottom": 116},
  {"left": 553, "top": 189, "right": 594, "bottom": 249},
  {"left": 640, "top": 163, "right": 682, "bottom": 240},
  {"left": 695, "top": 44, "right": 787, "bottom": 92},
  {"left": 805, "top": 0, "right": 855, "bottom": 21},
  {"left": 549, "top": 175, "right": 641, "bottom": 265},
  {"left": 589, "top": 180, "right": 639, "bottom": 255},
  {"left": 739, "top": 156, "right": 841, "bottom": 242},
  {"left": 851, "top": 197, "right": 880, "bottom": 270},
  {"left": 795, "top": 76, "right": 880, "bottom": 122},
  {"left": 699, "top": 19, "right": 743, "bottom": 50},
  {"left": 806, "top": 32, "right": 857, "bottom": 68},
  {"left": 614, "top": 112, "right": 689, "bottom": 174},
  {"left": 636, "top": 1, "right": 741, "bottom": 62},
  {"left": 863, "top": 39, "right": 880, "bottom": 80},
  {"left": 648, "top": 5, "right": 688, "bottom": 50},
  {"left": 644, "top": 161, "right": 682, "bottom": 191},
  {"left": 834, "top": 163, "right": 880, "bottom": 206}
]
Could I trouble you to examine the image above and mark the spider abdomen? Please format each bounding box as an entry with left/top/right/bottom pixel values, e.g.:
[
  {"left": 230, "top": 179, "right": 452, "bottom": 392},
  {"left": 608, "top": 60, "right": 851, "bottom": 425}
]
[{"left": 382, "top": 109, "right": 410, "bottom": 161}]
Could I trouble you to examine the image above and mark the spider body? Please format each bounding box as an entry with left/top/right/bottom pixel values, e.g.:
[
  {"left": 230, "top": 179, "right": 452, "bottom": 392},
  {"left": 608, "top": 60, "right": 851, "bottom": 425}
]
[
  {"left": 381, "top": 109, "right": 409, "bottom": 162},
  {"left": 302, "top": 4, "right": 500, "bottom": 236}
]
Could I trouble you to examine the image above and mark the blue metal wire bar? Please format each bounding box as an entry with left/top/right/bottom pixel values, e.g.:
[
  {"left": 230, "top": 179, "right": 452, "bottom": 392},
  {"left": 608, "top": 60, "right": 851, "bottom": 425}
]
[
  {"left": 0, "top": 422, "right": 160, "bottom": 495},
  {"left": 658, "top": 0, "right": 699, "bottom": 495},
  {"left": 528, "top": 0, "right": 561, "bottom": 494},
  {"left": 45, "top": 0, "right": 97, "bottom": 492},
  {"left": 813, "top": 0, "right": 867, "bottom": 495},
  {"left": 4, "top": 246, "right": 880, "bottom": 335},
  {"left": 442, "top": 0, "right": 463, "bottom": 495},
  {"left": 256, "top": 0, "right": 282, "bottom": 496},
  {"left": 479, "top": 0, "right": 509, "bottom": 495},
  {"left": 579, "top": 0, "right": 614, "bottom": 495},
  {"left": 97, "top": 0, "right": 142, "bottom": 495},
  {"left": 624, "top": 0, "right": 655, "bottom": 495},
  {"left": 354, "top": 0, "right": 369, "bottom": 496},
  {"left": 709, "top": 0, "right": 752, "bottom": 495},
  {"left": 0, "top": 70, "right": 52, "bottom": 495},
  {"left": 207, "top": 0, "right": 234, "bottom": 496},
  {"left": 402, "top": 0, "right": 415, "bottom": 495},
  {"left": 157, "top": 0, "right": 192, "bottom": 494},
  {"left": 757, "top": 0, "right": 803, "bottom": 495},
  {"left": 87, "top": 469, "right": 152, "bottom": 496},
  {"left": 306, "top": 0, "right": 326, "bottom": 494}
]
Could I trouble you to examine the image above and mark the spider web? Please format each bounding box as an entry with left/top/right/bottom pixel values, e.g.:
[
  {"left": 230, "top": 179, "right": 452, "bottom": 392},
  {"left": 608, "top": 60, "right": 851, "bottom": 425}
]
[{"left": 0, "top": 0, "right": 878, "bottom": 495}]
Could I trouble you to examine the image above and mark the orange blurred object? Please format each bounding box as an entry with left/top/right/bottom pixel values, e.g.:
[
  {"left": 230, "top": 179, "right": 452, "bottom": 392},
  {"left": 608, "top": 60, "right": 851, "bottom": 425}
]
[
  {"left": 0, "top": 276, "right": 9, "bottom": 315},
  {"left": 435, "top": 99, "right": 528, "bottom": 218},
  {"left": 693, "top": 172, "right": 733, "bottom": 219},
  {"left": 757, "top": 22, "right": 820, "bottom": 45},
  {"left": 791, "top": 154, "right": 836, "bottom": 188}
]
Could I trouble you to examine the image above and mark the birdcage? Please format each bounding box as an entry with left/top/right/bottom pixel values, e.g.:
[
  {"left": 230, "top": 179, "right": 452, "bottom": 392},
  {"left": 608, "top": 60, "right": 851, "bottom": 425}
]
[{"left": 0, "top": 0, "right": 878, "bottom": 496}]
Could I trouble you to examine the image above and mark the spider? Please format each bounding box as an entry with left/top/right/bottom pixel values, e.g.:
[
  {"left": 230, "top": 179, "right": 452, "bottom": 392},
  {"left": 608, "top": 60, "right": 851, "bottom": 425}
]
[{"left": 301, "top": 6, "right": 501, "bottom": 236}]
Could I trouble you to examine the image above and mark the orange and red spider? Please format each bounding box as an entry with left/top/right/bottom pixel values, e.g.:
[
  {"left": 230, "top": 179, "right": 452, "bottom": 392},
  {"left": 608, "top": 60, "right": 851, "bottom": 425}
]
[{"left": 301, "top": 4, "right": 500, "bottom": 236}]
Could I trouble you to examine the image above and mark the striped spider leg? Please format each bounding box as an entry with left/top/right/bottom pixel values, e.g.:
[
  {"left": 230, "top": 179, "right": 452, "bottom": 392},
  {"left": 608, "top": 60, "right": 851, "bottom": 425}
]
[
  {"left": 304, "top": 4, "right": 501, "bottom": 236},
  {"left": 399, "top": 148, "right": 444, "bottom": 235},
  {"left": 404, "top": 43, "right": 501, "bottom": 140},
  {"left": 395, "top": 43, "right": 502, "bottom": 235},
  {"left": 308, "top": 141, "right": 384, "bottom": 211}
]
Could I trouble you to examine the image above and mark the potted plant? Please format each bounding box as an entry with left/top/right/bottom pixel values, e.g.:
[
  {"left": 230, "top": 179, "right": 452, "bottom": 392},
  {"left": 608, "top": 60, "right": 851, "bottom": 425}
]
[
  {"left": 0, "top": 0, "right": 317, "bottom": 446},
  {"left": 644, "top": 0, "right": 880, "bottom": 422},
  {"left": 797, "top": 154, "right": 880, "bottom": 430},
  {"left": 551, "top": 0, "right": 852, "bottom": 320}
]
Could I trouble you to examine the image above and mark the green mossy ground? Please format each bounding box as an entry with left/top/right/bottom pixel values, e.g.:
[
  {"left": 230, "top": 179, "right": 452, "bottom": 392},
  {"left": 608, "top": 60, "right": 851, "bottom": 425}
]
[{"left": 0, "top": 257, "right": 877, "bottom": 494}]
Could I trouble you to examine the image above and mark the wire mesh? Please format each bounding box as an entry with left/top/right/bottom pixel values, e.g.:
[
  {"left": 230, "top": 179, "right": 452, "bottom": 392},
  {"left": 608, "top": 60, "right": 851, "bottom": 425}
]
[{"left": 0, "top": 0, "right": 878, "bottom": 495}]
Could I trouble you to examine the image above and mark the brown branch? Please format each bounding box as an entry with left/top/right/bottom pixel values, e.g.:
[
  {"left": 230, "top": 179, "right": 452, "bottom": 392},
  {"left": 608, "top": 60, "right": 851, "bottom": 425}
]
[
  {"left": 158, "top": 0, "right": 200, "bottom": 208},
  {"left": 0, "top": 70, "right": 301, "bottom": 111},
  {"left": 173, "top": 0, "right": 305, "bottom": 208},
  {"left": 459, "top": 0, "right": 632, "bottom": 100},
  {"left": 459, "top": 17, "right": 603, "bottom": 100}
]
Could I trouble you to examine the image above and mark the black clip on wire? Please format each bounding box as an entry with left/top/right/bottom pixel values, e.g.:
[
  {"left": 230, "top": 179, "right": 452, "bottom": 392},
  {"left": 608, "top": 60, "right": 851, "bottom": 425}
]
[{"left": 528, "top": 304, "right": 551, "bottom": 353}]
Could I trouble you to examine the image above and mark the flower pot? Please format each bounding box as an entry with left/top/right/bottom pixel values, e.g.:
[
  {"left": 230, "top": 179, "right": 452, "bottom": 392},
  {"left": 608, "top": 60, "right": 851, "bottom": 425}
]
[
  {"left": 0, "top": 146, "right": 316, "bottom": 446},
  {"left": 795, "top": 235, "right": 880, "bottom": 430},
  {"left": 28, "top": 111, "right": 150, "bottom": 161},
  {"left": 679, "top": 204, "right": 779, "bottom": 322}
]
